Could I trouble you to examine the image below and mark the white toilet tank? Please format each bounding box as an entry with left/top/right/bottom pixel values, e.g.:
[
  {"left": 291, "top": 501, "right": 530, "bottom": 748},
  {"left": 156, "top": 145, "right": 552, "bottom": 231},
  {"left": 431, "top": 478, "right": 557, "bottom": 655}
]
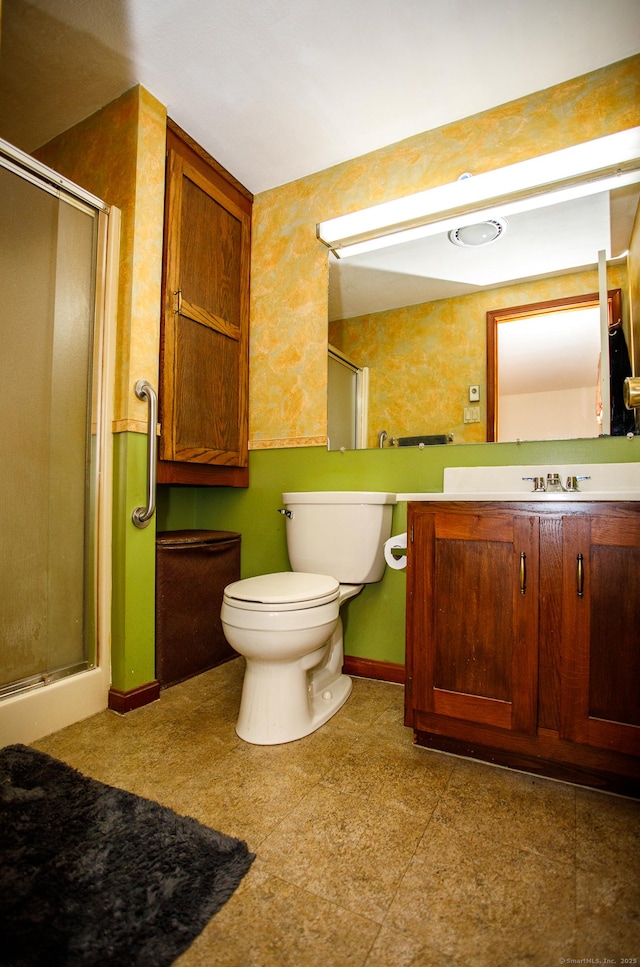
[{"left": 282, "top": 491, "right": 396, "bottom": 583}]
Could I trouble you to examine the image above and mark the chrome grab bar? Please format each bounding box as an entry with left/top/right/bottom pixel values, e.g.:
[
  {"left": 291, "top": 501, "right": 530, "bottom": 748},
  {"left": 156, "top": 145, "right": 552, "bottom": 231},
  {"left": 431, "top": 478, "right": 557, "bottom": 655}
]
[{"left": 131, "top": 379, "right": 157, "bottom": 528}]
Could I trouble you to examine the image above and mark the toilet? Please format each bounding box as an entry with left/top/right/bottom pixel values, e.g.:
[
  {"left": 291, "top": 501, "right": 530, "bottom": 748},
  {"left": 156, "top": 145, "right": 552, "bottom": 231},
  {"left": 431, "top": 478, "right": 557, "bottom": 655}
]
[{"left": 220, "top": 491, "right": 396, "bottom": 745}]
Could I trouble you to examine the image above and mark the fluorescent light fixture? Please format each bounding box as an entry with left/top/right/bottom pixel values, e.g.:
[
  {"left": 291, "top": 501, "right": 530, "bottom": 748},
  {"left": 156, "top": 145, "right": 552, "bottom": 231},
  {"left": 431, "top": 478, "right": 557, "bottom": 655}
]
[{"left": 317, "top": 127, "right": 640, "bottom": 258}]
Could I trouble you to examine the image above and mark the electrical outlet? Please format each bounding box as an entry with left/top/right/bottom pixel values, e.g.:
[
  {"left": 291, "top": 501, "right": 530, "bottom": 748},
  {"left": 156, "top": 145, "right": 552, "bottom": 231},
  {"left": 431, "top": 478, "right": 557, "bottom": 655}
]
[{"left": 469, "top": 384, "right": 480, "bottom": 402}]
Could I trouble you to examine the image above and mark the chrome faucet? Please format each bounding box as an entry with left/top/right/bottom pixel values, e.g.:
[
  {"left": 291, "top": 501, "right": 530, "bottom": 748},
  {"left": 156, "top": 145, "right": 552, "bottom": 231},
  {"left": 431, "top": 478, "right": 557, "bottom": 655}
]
[
  {"left": 378, "top": 429, "right": 388, "bottom": 448},
  {"left": 522, "top": 472, "right": 592, "bottom": 493}
]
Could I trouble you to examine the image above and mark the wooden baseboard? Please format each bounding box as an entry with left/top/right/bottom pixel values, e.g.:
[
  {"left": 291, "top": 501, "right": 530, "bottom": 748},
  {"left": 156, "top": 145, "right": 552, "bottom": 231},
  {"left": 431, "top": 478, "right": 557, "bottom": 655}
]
[
  {"left": 344, "top": 656, "right": 405, "bottom": 685},
  {"left": 108, "top": 680, "right": 161, "bottom": 714}
]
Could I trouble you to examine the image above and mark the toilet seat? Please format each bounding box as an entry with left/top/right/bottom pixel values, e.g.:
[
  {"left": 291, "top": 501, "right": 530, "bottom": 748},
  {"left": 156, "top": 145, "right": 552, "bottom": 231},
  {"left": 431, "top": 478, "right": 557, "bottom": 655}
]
[{"left": 223, "top": 571, "right": 339, "bottom": 612}]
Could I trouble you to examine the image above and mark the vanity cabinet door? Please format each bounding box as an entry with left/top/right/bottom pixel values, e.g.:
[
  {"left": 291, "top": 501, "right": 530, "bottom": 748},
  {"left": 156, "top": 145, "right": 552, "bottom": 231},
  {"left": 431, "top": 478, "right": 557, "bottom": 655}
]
[
  {"left": 560, "top": 511, "right": 640, "bottom": 756},
  {"left": 406, "top": 504, "right": 539, "bottom": 736}
]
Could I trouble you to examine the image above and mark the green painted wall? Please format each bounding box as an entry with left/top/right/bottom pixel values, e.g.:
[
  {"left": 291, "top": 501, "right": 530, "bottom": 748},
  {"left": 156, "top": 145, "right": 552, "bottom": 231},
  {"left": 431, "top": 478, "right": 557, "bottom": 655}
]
[
  {"left": 156, "top": 436, "right": 640, "bottom": 667},
  {"left": 111, "top": 433, "right": 157, "bottom": 689}
]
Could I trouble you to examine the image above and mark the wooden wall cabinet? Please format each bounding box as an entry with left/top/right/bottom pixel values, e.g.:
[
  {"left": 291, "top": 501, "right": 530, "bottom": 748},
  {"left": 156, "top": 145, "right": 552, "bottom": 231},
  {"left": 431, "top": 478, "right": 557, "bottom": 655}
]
[
  {"left": 405, "top": 501, "right": 640, "bottom": 796},
  {"left": 158, "top": 121, "right": 252, "bottom": 487}
]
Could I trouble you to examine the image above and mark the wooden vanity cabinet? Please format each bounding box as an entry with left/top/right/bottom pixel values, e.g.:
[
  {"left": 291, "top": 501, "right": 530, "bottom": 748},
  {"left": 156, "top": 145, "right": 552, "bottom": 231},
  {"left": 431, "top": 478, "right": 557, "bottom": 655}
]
[
  {"left": 158, "top": 121, "right": 252, "bottom": 487},
  {"left": 405, "top": 501, "right": 640, "bottom": 796}
]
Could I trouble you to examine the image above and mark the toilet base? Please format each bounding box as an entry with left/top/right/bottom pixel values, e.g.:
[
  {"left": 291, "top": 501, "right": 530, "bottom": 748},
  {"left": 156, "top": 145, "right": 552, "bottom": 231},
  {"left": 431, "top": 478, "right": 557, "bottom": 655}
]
[
  {"left": 236, "top": 663, "right": 352, "bottom": 745},
  {"left": 235, "top": 616, "right": 353, "bottom": 746}
]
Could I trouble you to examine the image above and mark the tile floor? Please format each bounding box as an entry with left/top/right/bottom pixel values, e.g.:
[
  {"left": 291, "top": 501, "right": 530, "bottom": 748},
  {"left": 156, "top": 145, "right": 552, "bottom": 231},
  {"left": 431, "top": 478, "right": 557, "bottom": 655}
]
[{"left": 34, "top": 659, "right": 640, "bottom": 967}]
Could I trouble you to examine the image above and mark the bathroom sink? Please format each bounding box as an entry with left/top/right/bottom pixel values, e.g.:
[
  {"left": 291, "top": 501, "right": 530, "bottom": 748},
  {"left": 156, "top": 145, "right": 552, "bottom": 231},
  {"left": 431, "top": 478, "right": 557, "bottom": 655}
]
[{"left": 397, "top": 463, "right": 640, "bottom": 501}]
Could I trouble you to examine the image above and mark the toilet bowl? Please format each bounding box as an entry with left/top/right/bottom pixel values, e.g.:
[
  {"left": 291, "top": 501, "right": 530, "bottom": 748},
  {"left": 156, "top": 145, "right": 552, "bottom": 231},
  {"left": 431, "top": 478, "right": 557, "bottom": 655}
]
[{"left": 220, "top": 491, "right": 396, "bottom": 745}]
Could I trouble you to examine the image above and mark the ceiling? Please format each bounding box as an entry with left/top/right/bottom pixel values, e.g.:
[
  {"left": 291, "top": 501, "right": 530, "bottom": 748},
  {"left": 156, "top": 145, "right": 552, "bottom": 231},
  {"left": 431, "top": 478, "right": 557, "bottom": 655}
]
[{"left": 1, "top": 0, "right": 640, "bottom": 194}]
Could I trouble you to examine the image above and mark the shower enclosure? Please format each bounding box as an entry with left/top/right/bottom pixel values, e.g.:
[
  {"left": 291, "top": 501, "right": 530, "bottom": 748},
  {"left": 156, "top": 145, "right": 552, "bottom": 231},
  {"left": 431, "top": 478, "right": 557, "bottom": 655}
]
[{"left": 0, "top": 140, "right": 118, "bottom": 745}]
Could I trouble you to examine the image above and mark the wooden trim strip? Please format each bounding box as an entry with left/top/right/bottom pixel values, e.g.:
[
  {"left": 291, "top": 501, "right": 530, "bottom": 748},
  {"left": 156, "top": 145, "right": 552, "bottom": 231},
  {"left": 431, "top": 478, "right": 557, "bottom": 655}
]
[
  {"left": 344, "top": 656, "right": 405, "bottom": 685},
  {"left": 180, "top": 297, "right": 241, "bottom": 340},
  {"left": 112, "top": 419, "right": 161, "bottom": 434},
  {"left": 249, "top": 437, "right": 328, "bottom": 450}
]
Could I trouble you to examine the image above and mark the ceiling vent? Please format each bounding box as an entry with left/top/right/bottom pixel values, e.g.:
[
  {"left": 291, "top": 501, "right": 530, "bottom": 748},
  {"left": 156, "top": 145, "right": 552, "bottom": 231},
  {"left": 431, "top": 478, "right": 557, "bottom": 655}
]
[{"left": 449, "top": 217, "right": 508, "bottom": 247}]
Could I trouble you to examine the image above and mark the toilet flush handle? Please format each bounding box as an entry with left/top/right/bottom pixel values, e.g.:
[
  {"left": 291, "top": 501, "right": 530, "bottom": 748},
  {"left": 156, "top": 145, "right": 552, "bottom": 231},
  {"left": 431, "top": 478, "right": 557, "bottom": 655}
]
[{"left": 278, "top": 508, "right": 293, "bottom": 519}]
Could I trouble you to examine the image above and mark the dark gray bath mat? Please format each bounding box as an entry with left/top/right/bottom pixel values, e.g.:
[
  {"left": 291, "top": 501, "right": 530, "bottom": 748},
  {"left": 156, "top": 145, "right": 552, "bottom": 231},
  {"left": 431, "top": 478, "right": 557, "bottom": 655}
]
[{"left": 0, "top": 743, "right": 254, "bottom": 966}]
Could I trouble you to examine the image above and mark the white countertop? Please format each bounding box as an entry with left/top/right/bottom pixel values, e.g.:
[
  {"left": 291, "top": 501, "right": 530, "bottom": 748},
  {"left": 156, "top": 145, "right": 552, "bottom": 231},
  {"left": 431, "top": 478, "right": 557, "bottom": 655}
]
[
  {"left": 396, "top": 463, "right": 640, "bottom": 502},
  {"left": 397, "top": 491, "right": 640, "bottom": 501}
]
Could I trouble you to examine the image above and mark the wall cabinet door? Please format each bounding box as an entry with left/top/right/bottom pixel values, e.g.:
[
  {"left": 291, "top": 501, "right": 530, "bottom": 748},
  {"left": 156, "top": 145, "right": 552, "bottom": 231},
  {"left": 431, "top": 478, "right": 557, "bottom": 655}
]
[
  {"left": 407, "top": 505, "right": 539, "bottom": 735},
  {"left": 158, "top": 123, "right": 251, "bottom": 486},
  {"left": 560, "top": 513, "right": 640, "bottom": 756}
]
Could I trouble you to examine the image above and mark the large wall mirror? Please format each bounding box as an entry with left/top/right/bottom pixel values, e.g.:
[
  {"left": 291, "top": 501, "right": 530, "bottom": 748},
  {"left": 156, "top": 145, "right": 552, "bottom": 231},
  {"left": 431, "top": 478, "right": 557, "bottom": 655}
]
[{"left": 323, "top": 130, "right": 640, "bottom": 449}]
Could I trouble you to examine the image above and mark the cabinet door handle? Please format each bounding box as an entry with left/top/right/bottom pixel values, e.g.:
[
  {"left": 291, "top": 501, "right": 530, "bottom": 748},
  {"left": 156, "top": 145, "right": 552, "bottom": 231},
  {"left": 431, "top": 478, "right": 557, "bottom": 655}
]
[
  {"left": 519, "top": 552, "right": 526, "bottom": 594},
  {"left": 576, "top": 553, "right": 584, "bottom": 598}
]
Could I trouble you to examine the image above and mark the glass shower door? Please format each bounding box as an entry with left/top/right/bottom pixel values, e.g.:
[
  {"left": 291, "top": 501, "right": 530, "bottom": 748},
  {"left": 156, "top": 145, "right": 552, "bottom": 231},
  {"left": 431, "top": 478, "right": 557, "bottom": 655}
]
[{"left": 0, "top": 163, "right": 99, "bottom": 695}]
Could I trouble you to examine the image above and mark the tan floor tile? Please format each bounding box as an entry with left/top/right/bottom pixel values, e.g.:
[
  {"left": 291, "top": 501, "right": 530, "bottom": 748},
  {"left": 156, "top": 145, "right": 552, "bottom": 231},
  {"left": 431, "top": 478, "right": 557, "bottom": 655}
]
[
  {"left": 576, "top": 787, "right": 640, "bottom": 871},
  {"left": 33, "top": 710, "right": 139, "bottom": 775},
  {"left": 123, "top": 705, "right": 239, "bottom": 759},
  {"left": 365, "top": 692, "right": 413, "bottom": 747},
  {"left": 325, "top": 677, "right": 404, "bottom": 735},
  {"left": 320, "top": 732, "right": 453, "bottom": 821},
  {"left": 233, "top": 719, "right": 361, "bottom": 782},
  {"left": 258, "top": 784, "right": 427, "bottom": 923},
  {"left": 35, "top": 709, "right": 239, "bottom": 801},
  {"left": 575, "top": 788, "right": 640, "bottom": 959},
  {"left": 433, "top": 756, "right": 577, "bottom": 864},
  {"left": 163, "top": 732, "right": 361, "bottom": 845},
  {"left": 364, "top": 924, "right": 458, "bottom": 967},
  {"left": 575, "top": 867, "right": 640, "bottom": 960},
  {"left": 384, "top": 820, "right": 576, "bottom": 967},
  {"left": 175, "top": 864, "right": 379, "bottom": 967}
]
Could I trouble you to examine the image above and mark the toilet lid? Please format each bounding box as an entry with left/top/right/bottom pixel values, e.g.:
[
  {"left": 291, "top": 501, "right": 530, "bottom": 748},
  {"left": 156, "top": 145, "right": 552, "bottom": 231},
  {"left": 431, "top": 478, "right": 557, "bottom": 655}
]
[{"left": 223, "top": 572, "right": 340, "bottom": 611}]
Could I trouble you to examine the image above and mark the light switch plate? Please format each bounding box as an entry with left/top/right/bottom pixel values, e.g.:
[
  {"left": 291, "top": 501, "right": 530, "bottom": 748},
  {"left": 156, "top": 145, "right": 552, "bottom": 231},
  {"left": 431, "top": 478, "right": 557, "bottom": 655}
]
[{"left": 469, "top": 384, "right": 480, "bottom": 402}]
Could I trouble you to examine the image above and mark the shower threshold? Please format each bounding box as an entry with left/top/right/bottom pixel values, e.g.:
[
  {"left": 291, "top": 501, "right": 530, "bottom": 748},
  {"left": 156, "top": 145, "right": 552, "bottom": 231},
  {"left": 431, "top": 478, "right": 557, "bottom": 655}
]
[{"left": 0, "top": 661, "right": 92, "bottom": 701}]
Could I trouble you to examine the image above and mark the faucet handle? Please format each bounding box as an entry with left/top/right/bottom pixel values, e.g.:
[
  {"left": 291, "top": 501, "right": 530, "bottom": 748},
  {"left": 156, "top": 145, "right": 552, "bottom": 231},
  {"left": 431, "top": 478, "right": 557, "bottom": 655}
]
[
  {"left": 522, "top": 476, "right": 546, "bottom": 492},
  {"left": 565, "top": 474, "right": 590, "bottom": 492}
]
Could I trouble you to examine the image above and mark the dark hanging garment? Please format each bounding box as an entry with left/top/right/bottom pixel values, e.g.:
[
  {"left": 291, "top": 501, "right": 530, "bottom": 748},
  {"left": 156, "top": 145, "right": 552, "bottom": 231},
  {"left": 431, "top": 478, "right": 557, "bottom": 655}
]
[{"left": 609, "top": 326, "right": 636, "bottom": 436}]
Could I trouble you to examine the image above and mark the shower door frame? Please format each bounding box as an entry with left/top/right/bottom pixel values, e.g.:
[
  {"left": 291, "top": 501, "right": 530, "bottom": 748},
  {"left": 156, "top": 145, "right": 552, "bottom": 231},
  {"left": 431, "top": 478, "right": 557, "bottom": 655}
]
[{"left": 0, "top": 139, "right": 119, "bottom": 745}]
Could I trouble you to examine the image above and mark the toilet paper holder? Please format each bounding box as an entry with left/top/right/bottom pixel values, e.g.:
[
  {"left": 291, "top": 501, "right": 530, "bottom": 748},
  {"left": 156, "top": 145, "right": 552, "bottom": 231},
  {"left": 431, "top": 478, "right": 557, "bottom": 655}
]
[{"left": 384, "top": 533, "right": 408, "bottom": 570}]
